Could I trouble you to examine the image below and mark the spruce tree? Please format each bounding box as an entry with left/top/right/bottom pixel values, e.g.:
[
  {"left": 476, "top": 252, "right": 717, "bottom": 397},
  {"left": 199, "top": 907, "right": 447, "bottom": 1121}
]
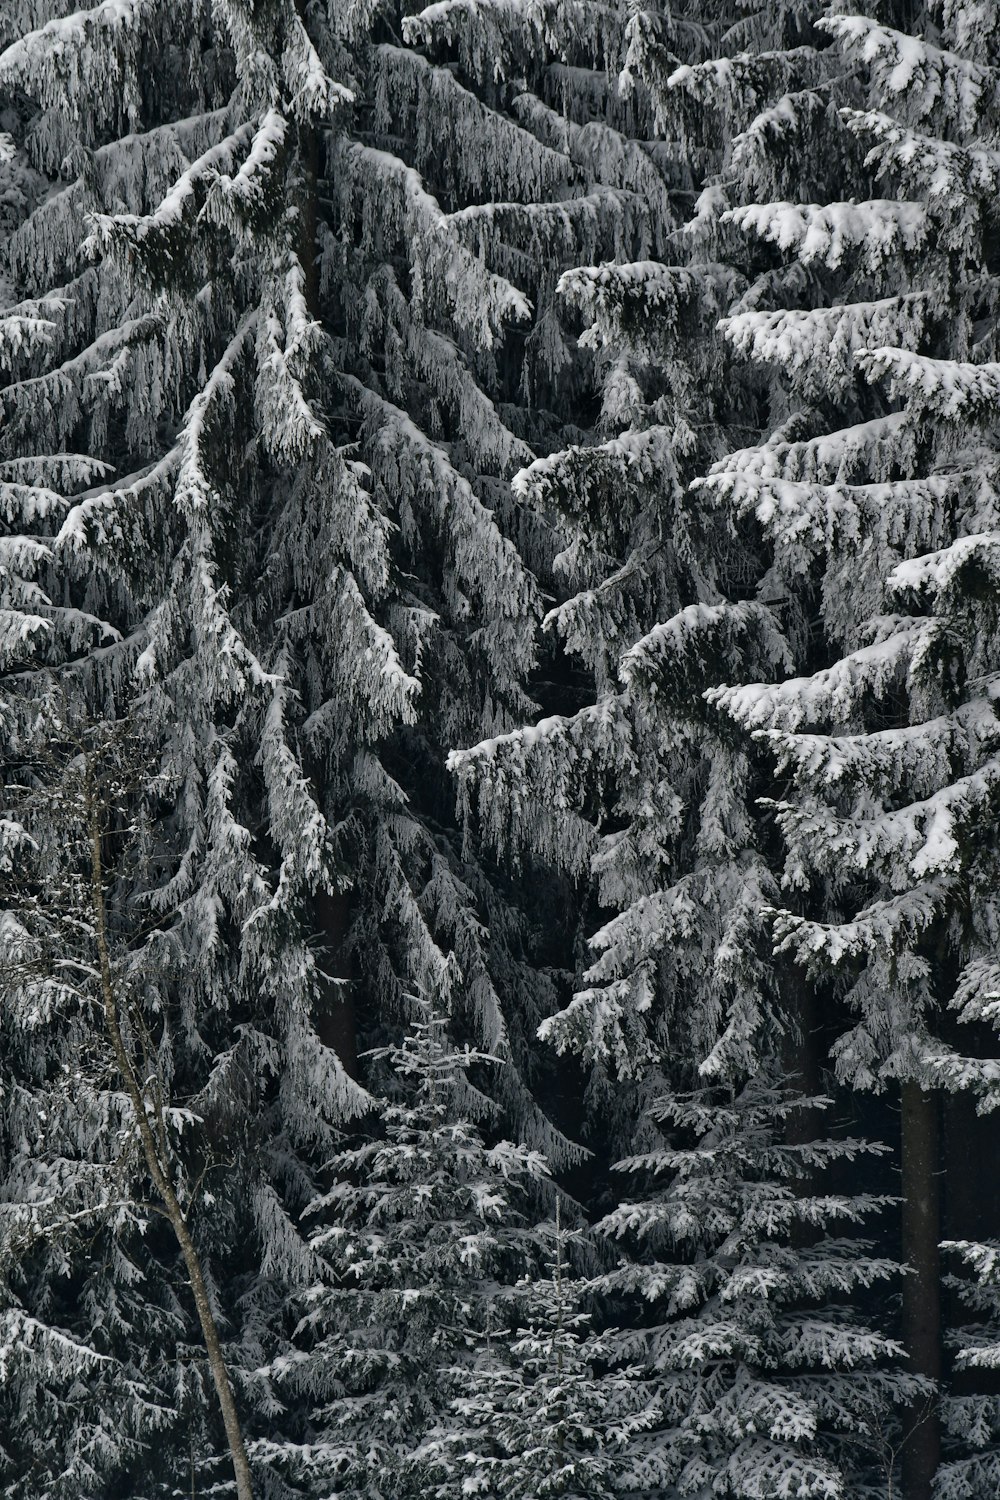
[
  {"left": 598, "top": 1083, "right": 921, "bottom": 1499},
  {"left": 670, "top": 2, "right": 1000, "bottom": 1494},
  {"left": 259, "top": 999, "right": 554, "bottom": 1498},
  {"left": 0, "top": 0, "right": 626, "bottom": 1492},
  {"left": 418, "top": 1208, "right": 654, "bottom": 1500},
  {"left": 937, "top": 1237, "right": 1000, "bottom": 1499}
]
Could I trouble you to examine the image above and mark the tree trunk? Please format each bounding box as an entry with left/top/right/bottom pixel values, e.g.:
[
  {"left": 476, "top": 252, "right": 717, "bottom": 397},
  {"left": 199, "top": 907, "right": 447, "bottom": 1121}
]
[
  {"left": 900, "top": 1081, "right": 942, "bottom": 1500},
  {"left": 288, "top": 1, "right": 359, "bottom": 1080},
  {"left": 781, "top": 965, "right": 824, "bottom": 1244},
  {"left": 313, "top": 886, "right": 358, "bottom": 1077},
  {"left": 294, "top": 0, "right": 322, "bottom": 315},
  {"left": 86, "top": 774, "right": 255, "bottom": 1500}
]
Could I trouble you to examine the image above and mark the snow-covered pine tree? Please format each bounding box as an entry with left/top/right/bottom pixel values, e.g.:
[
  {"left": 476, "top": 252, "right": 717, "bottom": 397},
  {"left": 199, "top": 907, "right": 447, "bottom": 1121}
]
[
  {"left": 599, "top": 1082, "right": 921, "bottom": 1499},
  {"left": 417, "top": 1205, "right": 655, "bottom": 1500},
  {"left": 446, "top": 0, "right": 793, "bottom": 1145},
  {"left": 1, "top": 710, "right": 262, "bottom": 1498},
  {"left": 0, "top": 0, "right": 642, "bottom": 1493},
  {"left": 937, "top": 1237, "right": 1000, "bottom": 1500},
  {"left": 258, "top": 997, "right": 554, "bottom": 1499},
  {"left": 675, "top": 1, "right": 1000, "bottom": 1494},
  {"left": 440, "top": 6, "right": 930, "bottom": 1495}
]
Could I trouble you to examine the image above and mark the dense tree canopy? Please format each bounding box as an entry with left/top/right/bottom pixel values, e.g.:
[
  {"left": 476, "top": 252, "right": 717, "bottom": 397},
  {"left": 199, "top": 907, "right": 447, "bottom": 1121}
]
[{"left": 1, "top": 2, "right": 1000, "bottom": 1499}]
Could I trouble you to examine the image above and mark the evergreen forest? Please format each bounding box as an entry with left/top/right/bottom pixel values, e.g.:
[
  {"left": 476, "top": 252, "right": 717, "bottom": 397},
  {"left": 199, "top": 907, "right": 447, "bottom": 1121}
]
[{"left": 2, "top": 2, "right": 1000, "bottom": 1497}]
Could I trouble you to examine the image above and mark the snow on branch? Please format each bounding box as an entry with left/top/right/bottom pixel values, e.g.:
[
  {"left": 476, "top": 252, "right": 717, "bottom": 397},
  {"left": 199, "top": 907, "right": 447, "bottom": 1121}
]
[
  {"left": 888, "top": 532, "right": 1000, "bottom": 600},
  {"left": 300, "top": 566, "right": 420, "bottom": 744},
  {"left": 364, "top": 269, "right": 532, "bottom": 473},
  {"left": 0, "top": 295, "right": 69, "bottom": 371},
  {"left": 444, "top": 189, "right": 650, "bottom": 292},
  {"left": 621, "top": 602, "right": 792, "bottom": 705},
  {"left": 767, "top": 756, "right": 1000, "bottom": 883},
  {"left": 282, "top": 8, "right": 354, "bottom": 119},
  {"left": 403, "top": 0, "right": 598, "bottom": 83},
  {"left": 757, "top": 695, "right": 1000, "bottom": 798},
  {"left": 769, "top": 881, "right": 953, "bottom": 971},
  {"left": 560, "top": 261, "right": 735, "bottom": 352},
  {"left": 819, "top": 14, "right": 1000, "bottom": 134},
  {"left": 842, "top": 107, "right": 1000, "bottom": 204},
  {"left": 0, "top": 0, "right": 146, "bottom": 133},
  {"left": 707, "top": 621, "right": 943, "bottom": 733},
  {"left": 719, "top": 295, "right": 929, "bottom": 394},
  {"left": 0, "top": 312, "right": 162, "bottom": 452},
  {"left": 448, "top": 697, "right": 627, "bottom": 871},
  {"left": 338, "top": 143, "right": 531, "bottom": 346},
  {"left": 513, "top": 94, "right": 673, "bottom": 251},
  {"left": 698, "top": 470, "right": 962, "bottom": 580},
  {"left": 256, "top": 656, "right": 333, "bottom": 889},
  {"left": 723, "top": 199, "right": 928, "bottom": 270},
  {"left": 255, "top": 260, "right": 327, "bottom": 463},
  {"left": 667, "top": 46, "right": 823, "bottom": 112},
  {"left": 375, "top": 45, "right": 572, "bottom": 203},
  {"left": 6, "top": 112, "right": 229, "bottom": 290},
  {"left": 514, "top": 425, "right": 676, "bottom": 519},
  {"left": 857, "top": 345, "right": 1000, "bottom": 420},
  {"left": 107, "top": 118, "right": 254, "bottom": 236},
  {"left": 710, "top": 412, "right": 914, "bottom": 486},
  {"left": 173, "top": 316, "right": 256, "bottom": 516},
  {"left": 348, "top": 379, "right": 540, "bottom": 685}
]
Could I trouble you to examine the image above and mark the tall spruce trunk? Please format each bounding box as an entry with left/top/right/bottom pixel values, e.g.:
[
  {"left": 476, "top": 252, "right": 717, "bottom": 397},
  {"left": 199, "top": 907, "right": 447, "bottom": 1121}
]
[
  {"left": 900, "top": 1081, "right": 942, "bottom": 1500},
  {"left": 289, "top": 16, "right": 360, "bottom": 1079},
  {"left": 313, "top": 887, "right": 358, "bottom": 1077}
]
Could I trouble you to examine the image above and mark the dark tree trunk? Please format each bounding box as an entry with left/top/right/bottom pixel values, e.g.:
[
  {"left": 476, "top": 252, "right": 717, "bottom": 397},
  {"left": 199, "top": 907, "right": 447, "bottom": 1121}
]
[
  {"left": 294, "top": 0, "right": 322, "bottom": 315},
  {"left": 782, "top": 964, "right": 823, "bottom": 1149},
  {"left": 900, "top": 1081, "right": 942, "bottom": 1500},
  {"left": 288, "top": 3, "right": 356, "bottom": 1081},
  {"left": 86, "top": 773, "right": 255, "bottom": 1500},
  {"left": 313, "top": 887, "right": 358, "bottom": 1078}
]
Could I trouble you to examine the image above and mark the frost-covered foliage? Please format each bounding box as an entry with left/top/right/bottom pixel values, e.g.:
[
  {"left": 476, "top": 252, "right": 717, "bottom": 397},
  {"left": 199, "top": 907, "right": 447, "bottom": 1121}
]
[
  {"left": 0, "top": 0, "right": 624, "bottom": 1491},
  {"left": 444, "top": 0, "right": 1000, "bottom": 1494},
  {"left": 4, "top": 1, "right": 1000, "bottom": 1496},
  {"left": 418, "top": 1210, "right": 655, "bottom": 1500},
  {"left": 447, "top": 1, "right": 800, "bottom": 1145},
  {"left": 669, "top": 0, "right": 1000, "bottom": 1491},
  {"left": 0, "top": 710, "right": 271, "bottom": 1497},
  {"left": 937, "top": 1238, "right": 1000, "bottom": 1500},
  {"left": 257, "top": 1004, "right": 553, "bottom": 1498},
  {"left": 696, "top": 0, "right": 1000, "bottom": 1108},
  {"left": 598, "top": 1085, "right": 922, "bottom": 1499},
  {"left": 443, "top": 7, "right": 939, "bottom": 1492}
]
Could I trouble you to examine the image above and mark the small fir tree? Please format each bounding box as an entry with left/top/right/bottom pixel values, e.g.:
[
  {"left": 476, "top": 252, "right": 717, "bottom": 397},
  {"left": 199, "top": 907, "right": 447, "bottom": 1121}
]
[
  {"left": 936, "top": 1238, "right": 1000, "bottom": 1500},
  {"left": 598, "top": 1082, "right": 923, "bottom": 1500},
  {"left": 260, "top": 997, "right": 554, "bottom": 1499},
  {"left": 418, "top": 1205, "right": 655, "bottom": 1500}
]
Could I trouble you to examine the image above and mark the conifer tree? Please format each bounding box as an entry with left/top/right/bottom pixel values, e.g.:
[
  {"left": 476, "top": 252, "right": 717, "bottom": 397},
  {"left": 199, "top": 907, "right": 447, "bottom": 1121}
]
[
  {"left": 0, "top": 0, "right": 634, "bottom": 1492},
  {"left": 444, "top": 6, "right": 931, "bottom": 1496},
  {"left": 663, "top": 2, "right": 1000, "bottom": 1494},
  {"left": 258, "top": 998, "right": 553, "bottom": 1498},
  {"left": 598, "top": 1082, "right": 921, "bottom": 1499},
  {"left": 937, "top": 1238, "right": 1000, "bottom": 1499},
  {"left": 418, "top": 1206, "right": 655, "bottom": 1500}
]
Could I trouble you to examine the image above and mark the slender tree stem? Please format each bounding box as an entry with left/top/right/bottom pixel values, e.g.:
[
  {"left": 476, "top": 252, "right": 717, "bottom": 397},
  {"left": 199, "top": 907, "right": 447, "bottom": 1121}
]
[
  {"left": 900, "top": 1081, "right": 941, "bottom": 1500},
  {"left": 85, "top": 769, "right": 255, "bottom": 1500}
]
